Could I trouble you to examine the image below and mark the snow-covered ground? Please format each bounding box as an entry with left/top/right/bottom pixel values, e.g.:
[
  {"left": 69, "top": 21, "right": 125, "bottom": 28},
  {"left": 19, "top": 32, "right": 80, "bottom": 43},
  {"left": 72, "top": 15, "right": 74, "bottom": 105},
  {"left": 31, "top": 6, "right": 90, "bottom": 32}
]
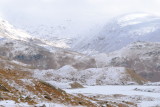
[
  {"left": 145, "top": 82, "right": 160, "bottom": 86},
  {"left": 65, "top": 85, "right": 160, "bottom": 107},
  {"left": 33, "top": 66, "right": 145, "bottom": 86},
  {"left": 0, "top": 100, "right": 68, "bottom": 107}
]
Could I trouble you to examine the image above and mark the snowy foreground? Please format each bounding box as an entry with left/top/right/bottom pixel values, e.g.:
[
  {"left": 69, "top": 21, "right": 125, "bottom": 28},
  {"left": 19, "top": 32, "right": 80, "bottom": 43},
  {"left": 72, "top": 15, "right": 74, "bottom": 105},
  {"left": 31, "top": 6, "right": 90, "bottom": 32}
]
[
  {"left": 65, "top": 85, "right": 160, "bottom": 107},
  {"left": 0, "top": 101, "right": 68, "bottom": 107}
]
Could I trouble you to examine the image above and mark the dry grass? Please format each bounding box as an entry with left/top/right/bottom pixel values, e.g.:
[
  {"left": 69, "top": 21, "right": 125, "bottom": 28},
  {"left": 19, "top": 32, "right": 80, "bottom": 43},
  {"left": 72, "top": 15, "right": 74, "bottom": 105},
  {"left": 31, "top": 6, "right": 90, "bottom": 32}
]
[
  {"left": 0, "top": 69, "right": 98, "bottom": 106},
  {"left": 126, "top": 68, "right": 148, "bottom": 84}
]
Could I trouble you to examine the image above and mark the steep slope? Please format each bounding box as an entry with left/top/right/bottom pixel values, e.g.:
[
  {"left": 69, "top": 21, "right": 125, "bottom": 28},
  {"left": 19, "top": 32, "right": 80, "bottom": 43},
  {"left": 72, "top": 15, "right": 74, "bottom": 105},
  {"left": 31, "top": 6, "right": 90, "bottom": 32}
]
[
  {"left": 73, "top": 13, "right": 160, "bottom": 53},
  {"left": 0, "top": 18, "right": 96, "bottom": 70},
  {"left": 0, "top": 68, "right": 98, "bottom": 106},
  {"left": 0, "top": 18, "right": 32, "bottom": 41},
  {"left": 93, "top": 42, "right": 160, "bottom": 82}
]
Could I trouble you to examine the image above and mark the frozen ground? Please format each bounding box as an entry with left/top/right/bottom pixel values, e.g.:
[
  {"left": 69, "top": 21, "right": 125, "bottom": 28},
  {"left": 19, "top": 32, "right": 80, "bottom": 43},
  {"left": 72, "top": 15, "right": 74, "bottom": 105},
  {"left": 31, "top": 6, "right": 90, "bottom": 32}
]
[
  {"left": 65, "top": 85, "right": 160, "bottom": 107},
  {"left": 0, "top": 100, "right": 68, "bottom": 107}
]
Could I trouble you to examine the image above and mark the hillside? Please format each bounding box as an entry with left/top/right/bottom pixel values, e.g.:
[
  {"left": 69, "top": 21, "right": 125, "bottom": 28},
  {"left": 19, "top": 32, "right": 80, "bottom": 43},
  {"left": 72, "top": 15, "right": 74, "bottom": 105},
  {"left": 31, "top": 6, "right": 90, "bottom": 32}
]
[
  {"left": 0, "top": 16, "right": 158, "bottom": 107},
  {"left": 93, "top": 41, "right": 160, "bottom": 82},
  {"left": 0, "top": 17, "right": 148, "bottom": 85},
  {"left": 73, "top": 13, "right": 160, "bottom": 53},
  {"left": 0, "top": 18, "right": 96, "bottom": 70},
  {"left": 0, "top": 68, "right": 100, "bottom": 106},
  {"left": 32, "top": 65, "right": 146, "bottom": 86}
]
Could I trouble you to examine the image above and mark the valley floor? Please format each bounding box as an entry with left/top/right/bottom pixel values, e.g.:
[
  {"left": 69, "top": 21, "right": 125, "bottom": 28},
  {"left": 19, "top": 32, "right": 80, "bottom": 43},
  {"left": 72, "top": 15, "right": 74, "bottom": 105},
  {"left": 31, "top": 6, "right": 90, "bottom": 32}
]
[{"left": 65, "top": 85, "right": 160, "bottom": 107}]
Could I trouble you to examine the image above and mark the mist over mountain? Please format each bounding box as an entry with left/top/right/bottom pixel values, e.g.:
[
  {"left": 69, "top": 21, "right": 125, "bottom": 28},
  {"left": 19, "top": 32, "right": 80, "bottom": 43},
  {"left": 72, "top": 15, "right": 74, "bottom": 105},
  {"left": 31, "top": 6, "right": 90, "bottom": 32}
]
[
  {"left": 0, "top": 0, "right": 160, "bottom": 107},
  {"left": 73, "top": 13, "right": 160, "bottom": 53}
]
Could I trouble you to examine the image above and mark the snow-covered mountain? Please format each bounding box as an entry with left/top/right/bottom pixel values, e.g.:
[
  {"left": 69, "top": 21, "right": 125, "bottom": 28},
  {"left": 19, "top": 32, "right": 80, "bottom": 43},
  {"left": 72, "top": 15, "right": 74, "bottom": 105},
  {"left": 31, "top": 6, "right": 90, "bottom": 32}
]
[
  {"left": 14, "top": 19, "right": 95, "bottom": 49},
  {"left": 1, "top": 16, "right": 160, "bottom": 107},
  {"left": 0, "top": 18, "right": 103, "bottom": 107},
  {"left": 93, "top": 41, "right": 160, "bottom": 82},
  {"left": 0, "top": 17, "right": 147, "bottom": 84},
  {"left": 17, "top": 24, "right": 74, "bottom": 49},
  {"left": 0, "top": 18, "right": 32, "bottom": 41},
  {"left": 33, "top": 65, "right": 146, "bottom": 86},
  {"left": 73, "top": 13, "right": 160, "bottom": 53},
  {"left": 0, "top": 18, "right": 97, "bottom": 70}
]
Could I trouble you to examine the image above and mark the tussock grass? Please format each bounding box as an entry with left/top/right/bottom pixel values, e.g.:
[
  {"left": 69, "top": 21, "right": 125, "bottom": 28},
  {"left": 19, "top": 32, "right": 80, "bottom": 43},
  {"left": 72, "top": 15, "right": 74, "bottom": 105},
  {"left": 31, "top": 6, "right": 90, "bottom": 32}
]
[{"left": 0, "top": 69, "right": 98, "bottom": 106}]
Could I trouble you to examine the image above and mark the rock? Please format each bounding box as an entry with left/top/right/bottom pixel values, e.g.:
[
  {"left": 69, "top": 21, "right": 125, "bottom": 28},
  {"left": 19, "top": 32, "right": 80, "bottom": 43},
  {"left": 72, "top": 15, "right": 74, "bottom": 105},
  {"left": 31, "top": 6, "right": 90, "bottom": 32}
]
[{"left": 70, "top": 82, "right": 84, "bottom": 89}]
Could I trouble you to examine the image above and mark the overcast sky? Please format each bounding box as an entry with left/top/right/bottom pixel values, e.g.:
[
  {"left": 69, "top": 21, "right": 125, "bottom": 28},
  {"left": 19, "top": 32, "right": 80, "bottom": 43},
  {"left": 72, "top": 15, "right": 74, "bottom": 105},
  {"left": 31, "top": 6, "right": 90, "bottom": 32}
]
[{"left": 0, "top": 0, "right": 160, "bottom": 27}]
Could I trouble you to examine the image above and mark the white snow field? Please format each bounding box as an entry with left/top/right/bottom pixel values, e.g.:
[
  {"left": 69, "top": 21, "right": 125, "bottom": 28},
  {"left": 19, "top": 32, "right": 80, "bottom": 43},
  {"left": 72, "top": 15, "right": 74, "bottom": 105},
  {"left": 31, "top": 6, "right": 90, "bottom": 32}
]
[{"left": 65, "top": 85, "right": 160, "bottom": 107}]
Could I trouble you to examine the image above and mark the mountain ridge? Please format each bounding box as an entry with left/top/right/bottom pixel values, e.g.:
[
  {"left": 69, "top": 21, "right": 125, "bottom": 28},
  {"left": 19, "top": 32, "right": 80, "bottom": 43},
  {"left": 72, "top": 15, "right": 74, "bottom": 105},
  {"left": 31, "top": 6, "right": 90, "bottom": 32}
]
[{"left": 73, "top": 13, "right": 160, "bottom": 53}]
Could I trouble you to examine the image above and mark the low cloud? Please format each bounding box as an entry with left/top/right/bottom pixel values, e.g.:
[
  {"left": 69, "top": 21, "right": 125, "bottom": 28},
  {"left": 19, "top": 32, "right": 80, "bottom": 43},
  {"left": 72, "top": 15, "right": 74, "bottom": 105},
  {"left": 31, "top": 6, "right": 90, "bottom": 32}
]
[{"left": 0, "top": 0, "right": 160, "bottom": 27}]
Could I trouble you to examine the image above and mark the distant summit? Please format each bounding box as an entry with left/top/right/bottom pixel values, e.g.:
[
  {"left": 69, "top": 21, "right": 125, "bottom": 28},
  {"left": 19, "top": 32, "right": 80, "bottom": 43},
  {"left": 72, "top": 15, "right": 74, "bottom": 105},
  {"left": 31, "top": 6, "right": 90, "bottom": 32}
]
[
  {"left": 0, "top": 17, "right": 32, "bottom": 40},
  {"left": 73, "top": 13, "right": 160, "bottom": 53}
]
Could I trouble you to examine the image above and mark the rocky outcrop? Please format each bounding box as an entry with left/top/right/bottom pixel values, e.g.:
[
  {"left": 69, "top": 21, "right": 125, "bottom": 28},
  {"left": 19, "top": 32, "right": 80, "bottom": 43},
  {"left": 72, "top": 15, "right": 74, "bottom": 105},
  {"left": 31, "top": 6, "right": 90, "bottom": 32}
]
[{"left": 93, "top": 42, "right": 160, "bottom": 82}]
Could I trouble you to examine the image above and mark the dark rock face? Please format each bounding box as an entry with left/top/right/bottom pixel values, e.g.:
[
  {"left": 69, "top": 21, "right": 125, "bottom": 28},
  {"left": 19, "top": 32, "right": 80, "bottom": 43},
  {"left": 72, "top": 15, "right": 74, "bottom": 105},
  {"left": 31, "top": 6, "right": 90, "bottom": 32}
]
[{"left": 15, "top": 54, "right": 43, "bottom": 61}]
